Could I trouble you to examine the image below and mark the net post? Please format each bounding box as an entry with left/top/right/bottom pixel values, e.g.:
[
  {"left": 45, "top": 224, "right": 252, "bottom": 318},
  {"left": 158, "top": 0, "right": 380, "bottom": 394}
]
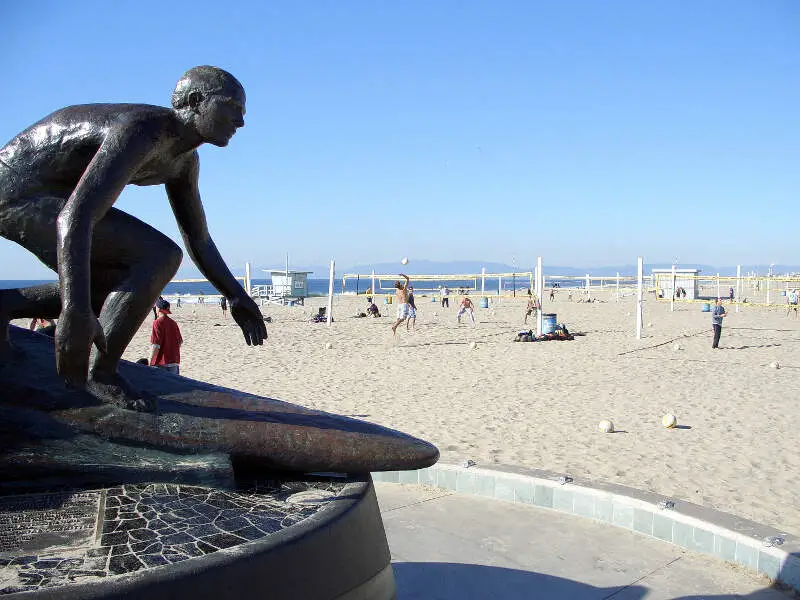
[
  {"left": 536, "top": 257, "right": 543, "bottom": 337},
  {"left": 327, "top": 260, "right": 335, "bottom": 327},
  {"left": 736, "top": 265, "right": 741, "bottom": 312},
  {"left": 636, "top": 257, "right": 643, "bottom": 339},
  {"left": 671, "top": 264, "right": 676, "bottom": 312}
]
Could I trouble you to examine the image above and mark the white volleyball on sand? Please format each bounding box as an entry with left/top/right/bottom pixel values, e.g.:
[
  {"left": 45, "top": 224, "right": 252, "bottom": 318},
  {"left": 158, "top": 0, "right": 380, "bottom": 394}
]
[
  {"left": 672, "top": 343, "right": 682, "bottom": 351},
  {"left": 325, "top": 342, "right": 333, "bottom": 350},
  {"left": 647, "top": 322, "right": 653, "bottom": 328},
  {"left": 598, "top": 419, "right": 614, "bottom": 433},
  {"left": 770, "top": 361, "right": 780, "bottom": 369},
  {"left": 470, "top": 341, "right": 478, "bottom": 350},
  {"left": 662, "top": 414, "right": 678, "bottom": 428},
  {"left": 401, "top": 258, "right": 409, "bottom": 265}
]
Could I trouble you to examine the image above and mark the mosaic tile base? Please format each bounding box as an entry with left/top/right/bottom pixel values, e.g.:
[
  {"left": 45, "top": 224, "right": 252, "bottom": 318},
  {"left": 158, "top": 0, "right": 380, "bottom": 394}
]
[{"left": 0, "top": 478, "right": 350, "bottom": 595}]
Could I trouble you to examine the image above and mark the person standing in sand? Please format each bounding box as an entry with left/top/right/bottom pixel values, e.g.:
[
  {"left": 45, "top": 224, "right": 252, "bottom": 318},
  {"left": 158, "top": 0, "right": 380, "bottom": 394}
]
[
  {"left": 524, "top": 292, "right": 540, "bottom": 324},
  {"left": 711, "top": 298, "right": 728, "bottom": 349},
  {"left": 149, "top": 299, "right": 183, "bottom": 374},
  {"left": 391, "top": 274, "right": 410, "bottom": 336},
  {"left": 441, "top": 285, "right": 450, "bottom": 308},
  {"left": 787, "top": 289, "right": 799, "bottom": 318},
  {"left": 406, "top": 285, "right": 417, "bottom": 331},
  {"left": 457, "top": 296, "right": 476, "bottom": 326}
]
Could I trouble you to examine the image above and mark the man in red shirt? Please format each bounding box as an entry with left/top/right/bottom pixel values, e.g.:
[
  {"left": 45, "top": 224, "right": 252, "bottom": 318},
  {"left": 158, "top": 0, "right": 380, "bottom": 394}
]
[{"left": 149, "top": 299, "right": 183, "bottom": 375}]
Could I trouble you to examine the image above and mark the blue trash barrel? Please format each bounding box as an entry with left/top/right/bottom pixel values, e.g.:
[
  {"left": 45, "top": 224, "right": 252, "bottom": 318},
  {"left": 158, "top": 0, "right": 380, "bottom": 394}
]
[
  {"left": 480, "top": 297, "right": 489, "bottom": 308},
  {"left": 701, "top": 303, "right": 711, "bottom": 312},
  {"left": 542, "top": 313, "right": 557, "bottom": 334},
  {"left": 782, "top": 290, "right": 787, "bottom": 297},
  {"left": 431, "top": 297, "right": 437, "bottom": 302}
]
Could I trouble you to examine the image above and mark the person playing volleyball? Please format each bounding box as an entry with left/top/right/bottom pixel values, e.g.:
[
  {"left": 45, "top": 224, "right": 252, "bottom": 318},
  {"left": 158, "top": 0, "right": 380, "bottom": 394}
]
[
  {"left": 457, "top": 296, "right": 476, "bottom": 326},
  {"left": 390, "top": 274, "right": 411, "bottom": 336}
]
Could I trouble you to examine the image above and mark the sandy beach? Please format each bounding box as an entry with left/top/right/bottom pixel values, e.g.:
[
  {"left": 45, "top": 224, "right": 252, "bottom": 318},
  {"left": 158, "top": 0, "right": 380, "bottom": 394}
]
[{"left": 21, "top": 289, "right": 799, "bottom": 535}]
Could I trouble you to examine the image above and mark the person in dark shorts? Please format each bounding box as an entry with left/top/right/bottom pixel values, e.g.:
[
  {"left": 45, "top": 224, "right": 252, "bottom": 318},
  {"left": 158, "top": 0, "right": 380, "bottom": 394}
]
[
  {"left": 711, "top": 298, "right": 728, "bottom": 349},
  {"left": 406, "top": 286, "right": 417, "bottom": 331}
]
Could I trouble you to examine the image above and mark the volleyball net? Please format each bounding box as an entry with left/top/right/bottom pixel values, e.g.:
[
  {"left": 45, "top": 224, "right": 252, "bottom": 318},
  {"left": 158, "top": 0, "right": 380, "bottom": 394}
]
[
  {"left": 341, "top": 272, "right": 534, "bottom": 296},
  {"left": 340, "top": 272, "right": 647, "bottom": 298},
  {"left": 652, "top": 273, "right": 800, "bottom": 307}
]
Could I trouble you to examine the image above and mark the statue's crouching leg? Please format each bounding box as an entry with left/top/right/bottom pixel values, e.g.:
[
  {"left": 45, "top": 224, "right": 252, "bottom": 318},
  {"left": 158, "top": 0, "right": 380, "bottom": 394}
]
[{"left": 85, "top": 208, "right": 183, "bottom": 410}]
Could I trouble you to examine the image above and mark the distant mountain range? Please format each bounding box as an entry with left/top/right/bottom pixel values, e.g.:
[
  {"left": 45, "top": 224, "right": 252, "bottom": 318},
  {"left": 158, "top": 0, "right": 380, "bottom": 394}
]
[{"left": 177, "top": 260, "right": 800, "bottom": 279}]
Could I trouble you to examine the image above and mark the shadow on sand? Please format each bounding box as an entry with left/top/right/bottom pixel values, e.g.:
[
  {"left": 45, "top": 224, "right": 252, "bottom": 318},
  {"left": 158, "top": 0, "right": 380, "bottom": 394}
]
[{"left": 393, "top": 561, "right": 795, "bottom": 599}]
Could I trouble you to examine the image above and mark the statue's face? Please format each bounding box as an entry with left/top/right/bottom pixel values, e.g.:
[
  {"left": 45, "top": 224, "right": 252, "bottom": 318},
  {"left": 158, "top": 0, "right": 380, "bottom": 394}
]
[{"left": 195, "top": 87, "right": 246, "bottom": 147}]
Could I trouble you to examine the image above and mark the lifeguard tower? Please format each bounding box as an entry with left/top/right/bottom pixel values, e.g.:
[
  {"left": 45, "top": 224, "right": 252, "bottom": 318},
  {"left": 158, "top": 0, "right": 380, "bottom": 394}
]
[
  {"left": 263, "top": 269, "right": 311, "bottom": 305},
  {"left": 652, "top": 268, "right": 701, "bottom": 300}
]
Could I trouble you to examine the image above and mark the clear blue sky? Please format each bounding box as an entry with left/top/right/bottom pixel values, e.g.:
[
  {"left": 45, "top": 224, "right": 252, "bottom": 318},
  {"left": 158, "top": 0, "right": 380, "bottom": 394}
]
[{"left": 1, "top": 0, "right": 798, "bottom": 278}]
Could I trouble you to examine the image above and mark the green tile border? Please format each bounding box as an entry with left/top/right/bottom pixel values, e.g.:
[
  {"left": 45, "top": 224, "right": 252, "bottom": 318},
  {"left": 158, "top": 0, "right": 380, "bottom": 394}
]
[{"left": 374, "top": 463, "right": 799, "bottom": 593}]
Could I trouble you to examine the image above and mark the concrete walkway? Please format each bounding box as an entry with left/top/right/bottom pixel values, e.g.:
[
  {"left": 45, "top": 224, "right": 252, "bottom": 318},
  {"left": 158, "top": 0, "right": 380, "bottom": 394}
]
[{"left": 375, "top": 483, "right": 790, "bottom": 600}]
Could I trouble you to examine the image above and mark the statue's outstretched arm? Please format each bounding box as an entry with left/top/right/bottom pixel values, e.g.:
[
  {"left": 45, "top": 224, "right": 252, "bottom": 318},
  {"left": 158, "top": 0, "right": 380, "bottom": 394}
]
[{"left": 166, "top": 154, "right": 267, "bottom": 346}]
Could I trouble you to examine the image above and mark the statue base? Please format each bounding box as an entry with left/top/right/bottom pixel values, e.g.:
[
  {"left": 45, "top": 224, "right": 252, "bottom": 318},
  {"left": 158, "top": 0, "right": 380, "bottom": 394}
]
[{"left": 0, "top": 475, "right": 395, "bottom": 600}]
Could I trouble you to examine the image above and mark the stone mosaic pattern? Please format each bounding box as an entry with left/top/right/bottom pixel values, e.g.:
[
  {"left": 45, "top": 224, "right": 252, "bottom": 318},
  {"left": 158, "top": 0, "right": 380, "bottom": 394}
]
[{"left": 0, "top": 479, "right": 347, "bottom": 595}]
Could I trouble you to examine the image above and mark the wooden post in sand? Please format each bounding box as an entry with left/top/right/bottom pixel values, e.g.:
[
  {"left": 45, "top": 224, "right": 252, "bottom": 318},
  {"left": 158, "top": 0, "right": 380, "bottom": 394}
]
[
  {"left": 371, "top": 270, "right": 376, "bottom": 302},
  {"left": 245, "top": 262, "right": 252, "bottom": 296},
  {"left": 616, "top": 272, "right": 620, "bottom": 302},
  {"left": 586, "top": 274, "right": 591, "bottom": 300},
  {"left": 481, "top": 267, "right": 486, "bottom": 298},
  {"left": 736, "top": 265, "right": 741, "bottom": 312},
  {"left": 536, "top": 257, "right": 543, "bottom": 337},
  {"left": 327, "top": 260, "right": 335, "bottom": 327},
  {"left": 636, "top": 257, "right": 643, "bottom": 339},
  {"left": 671, "top": 264, "right": 676, "bottom": 312},
  {"left": 766, "top": 268, "right": 772, "bottom": 305}
]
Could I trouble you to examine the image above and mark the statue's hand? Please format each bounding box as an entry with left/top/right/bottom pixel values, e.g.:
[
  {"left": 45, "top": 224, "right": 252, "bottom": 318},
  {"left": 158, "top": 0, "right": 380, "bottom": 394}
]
[
  {"left": 229, "top": 294, "right": 268, "bottom": 346},
  {"left": 55, "top": 307, "right": 107, "bottom": 388}
]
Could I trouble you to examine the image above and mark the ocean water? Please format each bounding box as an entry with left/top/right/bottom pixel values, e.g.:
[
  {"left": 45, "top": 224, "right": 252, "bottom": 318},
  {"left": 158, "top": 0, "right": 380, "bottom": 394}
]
[{"left": 0, "top": 276, "right": 591, "bottom": 297}]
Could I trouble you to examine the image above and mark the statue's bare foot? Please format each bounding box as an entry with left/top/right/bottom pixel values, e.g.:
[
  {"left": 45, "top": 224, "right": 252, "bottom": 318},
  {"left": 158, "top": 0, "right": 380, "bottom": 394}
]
[{"left": 87, "top": 371, "right": 157, "bottom": 412}]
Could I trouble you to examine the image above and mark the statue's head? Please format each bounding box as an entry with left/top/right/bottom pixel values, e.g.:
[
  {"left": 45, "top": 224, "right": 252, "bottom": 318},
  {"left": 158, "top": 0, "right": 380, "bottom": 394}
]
[{"left": 172, "top": 66, "right": 246, "bottom": 147}]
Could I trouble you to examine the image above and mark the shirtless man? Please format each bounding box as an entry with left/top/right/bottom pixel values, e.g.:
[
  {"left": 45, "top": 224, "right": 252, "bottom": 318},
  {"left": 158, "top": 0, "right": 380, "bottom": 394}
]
[
  {"left": 0, "top": 66, "right": 267, "bottom": 409},
  {"left": 390, "top": 274, "right": 410, "bottom": 335},
  {"left": 457, "top": 296, "right": 476, "bottom": 326},
  {"left": 524, "top": 293, "right": 540, "bottom": 325}
]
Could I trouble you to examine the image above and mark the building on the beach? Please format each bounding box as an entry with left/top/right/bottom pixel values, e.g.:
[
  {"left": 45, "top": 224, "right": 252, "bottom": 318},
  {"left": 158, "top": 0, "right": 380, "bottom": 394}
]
[
  {"left": 262, "top": 269, "right": 312, "bottom": 305},
  {"left": 651, "top": 268, "right": 701, "bottom": 300}
]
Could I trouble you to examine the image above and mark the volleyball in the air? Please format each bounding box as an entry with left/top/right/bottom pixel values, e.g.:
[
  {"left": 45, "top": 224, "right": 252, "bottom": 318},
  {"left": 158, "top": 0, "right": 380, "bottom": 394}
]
[
  {"left": 662, "top": 414, "right": 677, "bottom": 428},
  {"left": 598, "top": 419, "right": 614, "bottom": 433},
  {"left": 401, "top": 258, "right": 409, "bottom": 265}
]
